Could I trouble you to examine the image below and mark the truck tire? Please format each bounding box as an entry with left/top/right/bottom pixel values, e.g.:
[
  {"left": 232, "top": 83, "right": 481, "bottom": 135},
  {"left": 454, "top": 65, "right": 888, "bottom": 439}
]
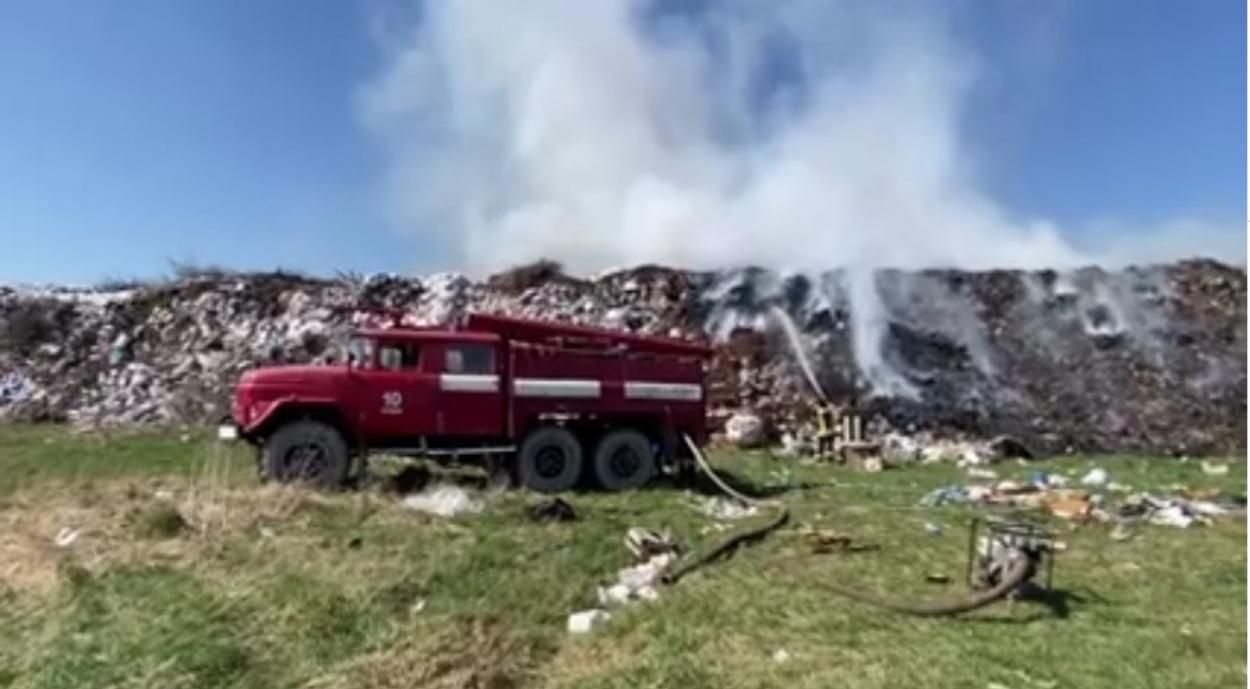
[
  {"left": 592, "top": 430, "right": 656, "bottom": 491},
  {"left": 517, "top": 426, "right": 583, "bottom": 493},
  {"left": 262, "top": 420, "right": 350, "bottom": 488}
]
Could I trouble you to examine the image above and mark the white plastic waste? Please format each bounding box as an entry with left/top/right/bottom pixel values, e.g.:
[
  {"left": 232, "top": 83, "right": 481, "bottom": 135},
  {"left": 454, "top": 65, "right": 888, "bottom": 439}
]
[
  {"left": 53, "top": 526, "right": 80, "bottom": 548},
  {"left": 400, "top": 484, "right": 483, "bottom": 517},
  {"left": 567, "top": 609, "right": 612, "bottom": 634},
  {"left": 697, "top": 496, "right": 757, "bottom": 521},
  {"left": 1080, "top": 468, "right": 1109, "bottom": 487},
  {"left": 724, "top": 412, "right": 765, "bottom": 447},
  {"left": 1148, "top": 505, "right": 1195, "bottom": 528},
  {"left": 1201, "top": 461, "right": 1230, "bottom": 476}
]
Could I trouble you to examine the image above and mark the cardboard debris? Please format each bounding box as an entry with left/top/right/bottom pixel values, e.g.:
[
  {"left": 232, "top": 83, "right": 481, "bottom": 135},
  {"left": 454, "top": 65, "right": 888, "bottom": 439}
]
[
  {"left": 1044, "top": 492, "right": 1092, "bottom": 521},
  {"left": 794, "top": 525, "right": 875, "bottom": 554}
]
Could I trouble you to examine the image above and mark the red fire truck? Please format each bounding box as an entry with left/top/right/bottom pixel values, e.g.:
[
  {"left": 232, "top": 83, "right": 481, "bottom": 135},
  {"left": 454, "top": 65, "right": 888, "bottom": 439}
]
[{"left": 220, "top": 313, "right": 713, "bottom": 492}]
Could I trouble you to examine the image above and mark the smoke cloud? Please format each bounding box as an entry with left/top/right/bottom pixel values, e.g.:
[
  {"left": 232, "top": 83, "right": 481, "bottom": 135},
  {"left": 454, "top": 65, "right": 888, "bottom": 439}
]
[
  {"left": 359, "top": 0, "right": 1242, "bottom": 396},
  {"left": 359, "top": 0, "right": 1241, "bottom": 275}
]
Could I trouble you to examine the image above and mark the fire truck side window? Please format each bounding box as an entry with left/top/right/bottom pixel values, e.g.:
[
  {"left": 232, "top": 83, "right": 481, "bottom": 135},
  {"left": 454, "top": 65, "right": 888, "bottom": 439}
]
[
  {"left": 445, "top": 344, "right": 494, "bottom": 374},
  {"left": 348, "top": 338, "right": 375, "bottom": 369},
  {"left": 378, "top": 343, "right": 420, "bottom": 371}
]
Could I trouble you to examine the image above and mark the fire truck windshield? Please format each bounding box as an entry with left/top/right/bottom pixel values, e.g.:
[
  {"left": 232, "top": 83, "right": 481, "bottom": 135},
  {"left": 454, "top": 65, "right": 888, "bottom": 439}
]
[{"left": 347, "top": 337, "right": 375, "bottom": 369}]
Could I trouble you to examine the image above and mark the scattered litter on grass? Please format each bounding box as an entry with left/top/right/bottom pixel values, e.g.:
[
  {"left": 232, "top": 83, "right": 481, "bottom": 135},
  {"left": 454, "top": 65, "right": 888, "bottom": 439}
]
[
  {"left": 625, "top": 527, "right": 679, "bottom": 559},
  {"left": 695, "top": 495, "right": 757, "bottom": 520},
  {"left": 966, "top": 467, "right": 998, "bottom": 479},
  {"left": 1044, "top": 493, "right": 1092, "bottom": 521},
  {"left": 567, "top": 609, "right": 611, "bottom": 634},
  {"left": 596, "top": 555, "right": 673, "bottom": 607},
  {"left": 1110, "top": 524, "right": 1135, "bottom": 542},
  {"left": 918, "top": 472, "right": 1243, "bottom": 531},
  {"left": 585, "top": 528, "right": 683, "bottom": 612},
  {"left": 529, "top": 497, "right": 577, "bottom": 523},
  {"left": 1201, "top": 461, "right": 1229, "bottom": 476},
  {"left": 1109, "top": 493, "right": 1242, "bottom": 528},
  {"left": 53, "top": 526, "right": 79, "bottom": 548},
  {"left": 585, "top": 529, "right": 678, "bottom": 608},
  {"left": 794, "top": 524, "right": 876, "bottom": 554},
  {"left": 918, "top": 485, "right": 968, "bottom": 507},
  {"left": 859, "top": 456, "right": 884, "bottom": 473},
  {"left": 1080, "top": 468, "right": 1109, "bottom": 486},
  {"left": 925, "top": 573, "right": 951, "bottom": 584},
  {"left": 1149, "top": 505, "right": 1199, "bottom": 528},
  {"left": 724, "top": 411, "right": 764, "bottom": 448},
  {"left": 924, "top": 521, "right": 943, "bottom": 536},
  {"left": 400, "top": 484, "right": 483, "bottom": 518},
  {"left": 1030, "top": 471, "right": 1068, "bottom": 489},
  {"left": 772, "top": 649, "right": 791, "bottom": 664}
]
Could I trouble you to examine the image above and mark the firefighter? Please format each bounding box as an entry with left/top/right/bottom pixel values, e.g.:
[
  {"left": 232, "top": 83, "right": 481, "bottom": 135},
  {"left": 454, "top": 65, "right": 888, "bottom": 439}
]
[{"left": 814, "top": 400, "right": 838, "bottom": 460}]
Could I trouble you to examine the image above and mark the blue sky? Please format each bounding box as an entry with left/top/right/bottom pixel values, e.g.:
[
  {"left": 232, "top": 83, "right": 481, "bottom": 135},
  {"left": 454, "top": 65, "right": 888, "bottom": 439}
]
[{"left": 0, "top": 0, "right": 1244, "bottom": 283}]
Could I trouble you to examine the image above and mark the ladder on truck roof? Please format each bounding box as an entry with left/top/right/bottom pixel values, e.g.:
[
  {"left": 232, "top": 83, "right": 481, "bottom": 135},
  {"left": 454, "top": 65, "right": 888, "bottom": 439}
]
[{"left": 462, "top": 313, "right": 713, "bottom": 358}]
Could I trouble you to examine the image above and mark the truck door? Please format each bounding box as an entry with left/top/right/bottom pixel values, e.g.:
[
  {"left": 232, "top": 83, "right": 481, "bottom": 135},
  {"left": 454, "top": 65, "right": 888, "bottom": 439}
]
[
  {"left": 432, "top": 340, "right": 504, "bottom": 438},
  {"left": 354, "top": 339, "right": 436, "bottom": 441}
]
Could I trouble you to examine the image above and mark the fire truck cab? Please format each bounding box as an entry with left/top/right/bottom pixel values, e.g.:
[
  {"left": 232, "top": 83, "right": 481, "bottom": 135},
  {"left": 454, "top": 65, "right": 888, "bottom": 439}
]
[{"left": 223, "top": 313, "right": 712, "bottom": 492}]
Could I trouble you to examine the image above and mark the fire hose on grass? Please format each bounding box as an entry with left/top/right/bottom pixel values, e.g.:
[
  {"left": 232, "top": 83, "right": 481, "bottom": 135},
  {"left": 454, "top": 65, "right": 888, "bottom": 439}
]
[
  {"left": 667, "top": 434, "right": 1055, "bottom": 617},
  {"left": 660, "top": 434, "right": 790, "bottom": 585}
]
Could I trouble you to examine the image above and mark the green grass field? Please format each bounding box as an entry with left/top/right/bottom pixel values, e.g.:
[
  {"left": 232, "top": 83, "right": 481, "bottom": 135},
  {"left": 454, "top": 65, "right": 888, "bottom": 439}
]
[{"left": 0, "top": 425, "right": 1244, "bottom": 689}]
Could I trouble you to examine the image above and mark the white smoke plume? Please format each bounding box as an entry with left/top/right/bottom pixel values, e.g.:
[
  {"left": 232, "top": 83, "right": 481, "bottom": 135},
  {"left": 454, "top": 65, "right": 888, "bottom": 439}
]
[
  {"left": 358, "top": 0, "right": 1242, "bottom": 395},
  {"left": 361, "top": 0, "right": 1242, "bottom": 274}
]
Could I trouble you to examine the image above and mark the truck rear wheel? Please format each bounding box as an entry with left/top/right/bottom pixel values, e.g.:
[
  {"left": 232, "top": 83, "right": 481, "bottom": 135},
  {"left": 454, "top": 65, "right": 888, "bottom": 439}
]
[
  {"left": 262, "top": 420, "right": 350, "bottom": 488},
  {"left": 517, "top": 426, "right": 583, "bottom": 493},
  {"left": 592, "top": 430, "right": 656, "bottom": 491}
]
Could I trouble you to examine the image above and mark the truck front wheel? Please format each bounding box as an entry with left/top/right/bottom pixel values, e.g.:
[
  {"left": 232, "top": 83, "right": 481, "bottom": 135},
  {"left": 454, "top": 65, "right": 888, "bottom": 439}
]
[
  {"left": 592, "top": 430, "right": 656, "bottom": 491},
  {"left": 262, "top": 420, "right": 350, "bottom": 488},
  {"left": 517, "top": 426, "right": 583, "bottom": 493}
]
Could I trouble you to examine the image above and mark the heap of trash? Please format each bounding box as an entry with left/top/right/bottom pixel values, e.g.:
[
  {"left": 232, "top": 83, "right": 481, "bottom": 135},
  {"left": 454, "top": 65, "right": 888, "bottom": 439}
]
[{"left": 0, "top": 259, "right": 1244, "bottom": 455}]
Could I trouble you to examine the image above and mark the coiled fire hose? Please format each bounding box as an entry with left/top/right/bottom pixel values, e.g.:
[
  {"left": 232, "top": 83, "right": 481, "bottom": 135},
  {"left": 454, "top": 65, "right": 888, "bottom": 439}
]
[{"left": 666, "top": 434, "right": 1038, "bottom": 616}]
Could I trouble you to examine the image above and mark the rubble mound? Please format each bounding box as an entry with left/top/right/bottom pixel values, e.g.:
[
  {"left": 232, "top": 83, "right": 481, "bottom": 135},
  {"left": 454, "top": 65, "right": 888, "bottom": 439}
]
[{"left": 0, "top": 260, "right": 1244, "bottom": 455}]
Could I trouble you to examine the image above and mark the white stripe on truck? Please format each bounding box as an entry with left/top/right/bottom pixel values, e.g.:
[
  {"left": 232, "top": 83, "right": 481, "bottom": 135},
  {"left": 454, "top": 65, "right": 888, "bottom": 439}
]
[
  {"left": 439, "top": 373, "right": 500, "bottom": 393},
  {"left": 623, "top": 381, "right": 702, "bottom": 401},
  {"left": 514, "top": 378, "right": 601, "bottom": 398}
]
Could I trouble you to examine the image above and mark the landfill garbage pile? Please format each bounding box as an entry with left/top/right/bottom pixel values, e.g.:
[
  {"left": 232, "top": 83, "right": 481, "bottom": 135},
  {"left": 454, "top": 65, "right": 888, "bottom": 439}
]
[{"left": 0, "top": 259, "right": 1244, "bottom": 455}]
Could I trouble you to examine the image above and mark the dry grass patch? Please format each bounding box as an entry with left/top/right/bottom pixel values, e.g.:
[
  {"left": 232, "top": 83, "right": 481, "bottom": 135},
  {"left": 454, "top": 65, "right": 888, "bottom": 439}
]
[
  {"left": 0, "top": 478, "right": 355, "bottom": 594},
  {"left": 305, "top": 616, "right": 545, "bottom": 689}
]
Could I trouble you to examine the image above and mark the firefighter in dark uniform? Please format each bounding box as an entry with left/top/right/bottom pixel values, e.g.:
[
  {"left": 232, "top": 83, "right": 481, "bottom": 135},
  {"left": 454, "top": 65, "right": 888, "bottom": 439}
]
[{"left": 814, "top": 400, "right": 838, "bottom": 460}]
